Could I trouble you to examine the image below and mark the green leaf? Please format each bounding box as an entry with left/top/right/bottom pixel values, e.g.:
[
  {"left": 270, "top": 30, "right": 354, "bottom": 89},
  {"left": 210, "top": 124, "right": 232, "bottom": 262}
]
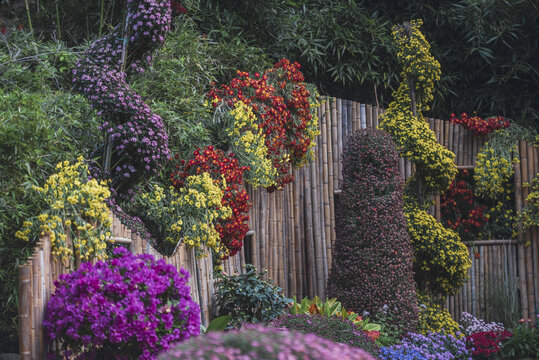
[{"left": 205, "top": 315, "right": 231, "bottom": 333}]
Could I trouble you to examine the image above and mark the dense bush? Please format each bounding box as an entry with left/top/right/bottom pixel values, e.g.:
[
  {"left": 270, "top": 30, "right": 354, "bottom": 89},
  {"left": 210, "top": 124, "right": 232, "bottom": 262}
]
[
  {"left": 212, "top": 264, "right": 292, "bottom": 328},
  {"left": 271, "top": 314, "right": 379, "bottom": 356},
  {"left": 500, "top": 324, "right": 538, "bottom": 360},
  {"left": 160, "top": 324, "right": 376, "bottom": 360},
  {"left": 43, "top": 247, "right": 200, "bottom": 360},
  {"left": 326, "top": 128, "right": 418, "bottom": 330}
]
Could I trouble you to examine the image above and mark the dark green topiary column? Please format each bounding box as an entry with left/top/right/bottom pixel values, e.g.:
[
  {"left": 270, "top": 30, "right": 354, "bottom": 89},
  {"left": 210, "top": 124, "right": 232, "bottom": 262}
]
[{"left": 326, "top": 128, "right": 418, "bottom": 330}]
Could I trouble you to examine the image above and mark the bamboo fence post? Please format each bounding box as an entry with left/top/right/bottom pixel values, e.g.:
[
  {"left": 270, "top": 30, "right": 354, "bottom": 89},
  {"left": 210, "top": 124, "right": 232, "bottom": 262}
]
[
  {"left": 448, "top": 122, "right": 454, "bottom": 153},
  {"left": 337, "top": 99, "right": 343, "bottom": 182},
  {"left": 298, "top": 169, "right": 306, "bottom": 297},
  {"left": 327, "top": 101, "right": 336, "bottom": 246},
  {"left": 293, "top": 168, "right": 302, "bottom": 297},
  {"left": 532, "top": 144, "right": 539, "bottom": 315},
  {"left": 19, "top": 264, "right": 31, "bottom": 360},
  {"left": 366, "top": 104, "right": 373, "bottom": 129},
  {"left": 310, "top": 158, "right": 324, "bottom": 298},
  {"left": 514, "top": 143, "right": 529, "bottom": 319},
  {"left": 521, "top": 141, "right": 535, "bottom": 321},
  {"left": 443, "top": 120, "right": 450, "bottom": 149},
  {"left": 360, "top": 104, "right": 366, "bottom": 128},
  {"left": 321, "top": 105, "right": 332, "bottom": 272},
  {"left": 372, "top": 106, "right": 379, "bottom": 129},
  {"left": 287, "top": 182, "right": 296, "bottom": 296},
  {"left": 304, "top": 166, "right": 316, "bottom": 298}
]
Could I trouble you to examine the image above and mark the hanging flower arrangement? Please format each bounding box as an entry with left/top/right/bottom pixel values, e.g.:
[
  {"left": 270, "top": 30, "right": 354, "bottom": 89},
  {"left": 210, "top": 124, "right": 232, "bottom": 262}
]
[
  {"left": 450, "top": 113, "right": 509, "bottom": 136},
  {"left": 207, "top": 59, "right": 321, "bottom": 191},
  {"left": 171, "top": 146, "right": 251, "bottom": 258}
]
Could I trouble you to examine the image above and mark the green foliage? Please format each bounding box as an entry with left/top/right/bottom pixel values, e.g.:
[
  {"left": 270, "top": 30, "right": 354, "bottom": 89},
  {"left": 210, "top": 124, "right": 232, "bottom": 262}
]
[
  {"left": 289, "top": 296, "right": 381, "bottom": 331},
  {"left": 500, "top": 324, "right": 539, "bottom": 360},
  {"left": 197, "top": 0, "right": 538, "bottom": 130},
  {"left": 212, "top": 264, "right": 292, "bottom": 328},
  {"left": 0, "top": 31, "right": 101, "bottom": 351},
  {"left": 131, "top": 17, "right": 271, "bottom": 159},
  {"left": 485, "top": 273, "right": 520, "bottom": 328},
  {"left": 202, "top": 315, "right": 231, "bottom": 334}
]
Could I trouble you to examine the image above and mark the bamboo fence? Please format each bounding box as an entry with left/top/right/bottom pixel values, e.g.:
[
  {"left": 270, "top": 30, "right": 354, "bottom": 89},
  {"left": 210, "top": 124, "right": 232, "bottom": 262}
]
[{"left": 18, "top": 97, "right": 538, "bottom": 359}]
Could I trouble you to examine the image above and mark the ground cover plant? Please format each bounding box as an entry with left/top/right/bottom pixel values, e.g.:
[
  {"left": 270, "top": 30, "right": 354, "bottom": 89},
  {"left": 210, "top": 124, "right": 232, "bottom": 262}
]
[
  {"left": 271, "top": 314, "right": 380, "bottom": 357},
  {"left": 326, "top": 128, "right": 418, "bottom": 331},
  {"left": 43, "top": 247, "right": 200, "bottom": 360},
  {"left": 159, "top": 324, "right": 376, "bottom": 360}
]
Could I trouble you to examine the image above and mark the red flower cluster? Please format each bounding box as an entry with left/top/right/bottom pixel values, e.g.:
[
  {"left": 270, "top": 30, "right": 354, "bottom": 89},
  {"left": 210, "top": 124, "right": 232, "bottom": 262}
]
[
  {"left": 170, "top": 0, "right": 187, "bottom": 14},
  {"left": 467, "top": 330, "right": 512, "bottom": 357},
  {"left": 441, "top": 169, "right": 488, "bottom": 240},
  {"left": 171, "top": 146, "right": 251, "bottom": 258},
  {"left": 450, "top": 113, "right": 509, "bottom": 136},
  {"left": 207, "top": 59, "right": 315, "bottom": 191}
]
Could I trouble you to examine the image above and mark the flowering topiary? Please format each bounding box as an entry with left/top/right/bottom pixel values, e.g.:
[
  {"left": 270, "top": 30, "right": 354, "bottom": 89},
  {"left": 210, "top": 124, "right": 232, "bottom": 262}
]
[
  {"left": 43, "top": 247, "right": 200, "bottom": 360},
  {"left": 159, "top": 324, "right": 376, "bottom": 359},
  {"left": 72, "top": 0, "right": 173, "bottom": 195},
  {"left": 271, "top": 314, "right": 379, "bottom": 357},
  {"left": 326, "top": 128, "right": 418, "bottom": 331},
  {"left": 380, "top": 332, "right": 471, "bottom": 360}
]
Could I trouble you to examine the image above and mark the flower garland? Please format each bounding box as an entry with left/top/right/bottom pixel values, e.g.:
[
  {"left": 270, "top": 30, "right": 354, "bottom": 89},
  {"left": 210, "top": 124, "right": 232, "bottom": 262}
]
[
  {"left": 171, "top": 146, "right": 251, "bottom": 258},
  {"left": 16, "top": 157, "right": 112, "bottom": 262},
  {"left": 450, "top": 113, "right": 509, "bottom": 137},
  {"left": 72, "top": 0, "right": 173, "bottom": 195},
  {"left": 207, "top": 59, "right": 321, "bottom": 191}
]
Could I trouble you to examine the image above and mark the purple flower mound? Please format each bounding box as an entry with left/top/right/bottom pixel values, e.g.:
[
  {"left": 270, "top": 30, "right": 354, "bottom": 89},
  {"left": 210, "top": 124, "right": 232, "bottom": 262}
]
[
  {"left": 72, "top": 0, "right": 172, "bottom": 194},
  {"left": 43, "top": 247, "right": 200, "bottom": 360},
  {"left": 159, "top": 324, "right": 377, "bottom": 359},
  {"left": 326, "top": 128, "right": 418, "bottom": 331}
]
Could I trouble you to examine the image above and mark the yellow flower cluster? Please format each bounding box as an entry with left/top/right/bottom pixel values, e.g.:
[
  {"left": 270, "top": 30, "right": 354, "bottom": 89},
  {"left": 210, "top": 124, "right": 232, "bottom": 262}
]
[
  {"left": 417, "top": 293, "right": 461, "bottom": 336},
  {"left": 520, "top": 173, "right": 539, "bottom": 231},
  {"left": 139, "top": 173, "right": 232, "bottom": 258},
  {"left": 379, "top": 19, "right": 456, "bottom": 194},
  {"left": 474, "top": 146, "right": 516, "bottom": 198},
  {"left": 227, "top": 101, "right": 277, "bottom": 188},
  {"left": 405, "top": 196, "right": 471, "bottom": 297},
  {"left": 296, "top": 87, "right": 322, "bottom": 167},
  {"left": 16, "top": 157, "right": 112, "bottom": 262}
]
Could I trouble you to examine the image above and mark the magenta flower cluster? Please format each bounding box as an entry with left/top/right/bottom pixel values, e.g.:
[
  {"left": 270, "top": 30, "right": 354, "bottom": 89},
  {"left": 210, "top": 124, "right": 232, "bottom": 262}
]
[
  {"left": 43, "top": 247, "right": 200, "bottom": 360},
  {"left": 160, "top": 324, "right": 376, "bottom": 359},
  {"left": 72, "top": 0, "right": 172, "bottom": 194}
]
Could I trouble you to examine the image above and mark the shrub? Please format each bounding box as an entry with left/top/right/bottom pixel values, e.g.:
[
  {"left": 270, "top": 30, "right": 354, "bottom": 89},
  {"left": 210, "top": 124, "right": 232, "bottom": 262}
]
[
  {"left": 43, "top": 247, "right": 200, "bottom": 360},
  {"left": 212, "top": 264, "right": 292, "bottom": 328},
  {"left": 326, "top": 128, "right": 418, "bottom": 331},
  {"left": 380, "top": 332, "right": 471, "bottom": 360},
  {"left": 159, "top": 324, "right": 376, "bottom": 359},
  {"left": 500, "top": 324, "right": 538, "bottom": 360},
  {"left": 271, "top": 314, "right": 379, "bottom": 356}
]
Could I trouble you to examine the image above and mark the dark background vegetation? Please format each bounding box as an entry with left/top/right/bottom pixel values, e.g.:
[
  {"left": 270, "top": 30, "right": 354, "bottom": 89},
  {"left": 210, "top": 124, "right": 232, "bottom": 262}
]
[{"left": 0, "top": 0, "right": 537, "bottom": 353}]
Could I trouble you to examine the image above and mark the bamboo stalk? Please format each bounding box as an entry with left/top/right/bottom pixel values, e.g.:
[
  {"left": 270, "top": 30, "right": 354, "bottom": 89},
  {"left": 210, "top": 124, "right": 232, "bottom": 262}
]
[
  {"left": 327, "top": 101, "right": 336, "bottom": 248},
  {"left": 372, "top": 106, "right": 379, "bottom": 129},
  {"left": 337, "top": 99, "right": 343, "bottom": 182},
  {"left": 360, "top": 104, "right": 366, "bottom": 128},
  {"left": 448, "top": 122, "right": 454, "bottom": 153},
  {"left": 521, "top": 141, "right": 535, "bottom": 322},
  {"left": 514, "top": 144, "right": 529, "bottom": 319},
  {"left": 321, "top": 106, "right": 332, "bottom": 273},
  {"left": 304, "top": 167, "right": 315, "bottom": 298},
  {"left": 531, "top": 144, "right": 539, "bottom": 319},
  {"left": 366, "top": 104, "right": 373, "bottom": 129},
  {"left": 310, "top": 158, "right": 324, "bottom": 298},
  {"left": 479, "top": 245, "right": 485, "bottom": 319}
]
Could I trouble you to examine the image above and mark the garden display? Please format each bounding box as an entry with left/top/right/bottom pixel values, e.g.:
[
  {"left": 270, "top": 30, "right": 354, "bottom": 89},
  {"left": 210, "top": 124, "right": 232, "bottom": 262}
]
[{"left": 1, "top": 0, "right": 538, "bottom": 357}]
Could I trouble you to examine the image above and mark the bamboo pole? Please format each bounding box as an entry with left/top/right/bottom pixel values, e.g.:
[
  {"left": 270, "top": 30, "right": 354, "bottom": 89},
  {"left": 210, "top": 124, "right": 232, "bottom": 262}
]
[
  {"left": 366, "top": 104, "right": 373, "bottom": 129},
  {"left": 326, "top": 101, "right": 336, "bottom": 248},
  {"left": 514, "top": 144, "right": 529, "bottom": 319},
  {"left": 304, "top": 166, "right": 316, "bottom": 298},
  {"left": 372, "top": 106, "right": 379, "bottom": 129},
  {"left": 531, "top": 144, "right": 539, "bottom": 319},
  {"left": 293, "top": 168, "right": 302, "bottom": 297},
  {"left": 448, "top": 122, "right": 454, "bottom": 153},
  {"left": 337, "top": 99, "right": 343, "bottom": 182},
  {"left": 360, "top": 104, "right": 366, "bottom": 129},
  {"left": 19, "top": 265, "right": 31, "bottom": 360},
  {"left": 321, "top": 106, "right": 332, "bottom": 273},
  {"left": 311, "top": 158, "right": 324, "bottom": 298},
  {"left": 521, "top": 141, "right": 535, "bottom": 322},
  {"left": 479, "top": 245, "right": 485, "bottom": 319}
]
